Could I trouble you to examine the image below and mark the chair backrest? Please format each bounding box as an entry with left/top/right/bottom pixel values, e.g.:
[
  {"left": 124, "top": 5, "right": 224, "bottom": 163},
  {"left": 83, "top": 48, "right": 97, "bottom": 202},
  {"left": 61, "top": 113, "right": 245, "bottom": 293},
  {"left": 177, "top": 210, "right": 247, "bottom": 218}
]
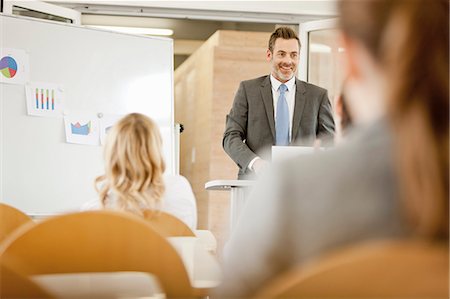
[
  {"left": 0, "top": 210, "right": 197, "bottom": 298},
  {"left": 0, "top": 203, "right": 34, "bottom": 244},
  {"left": 143, "top": 210, "right": 195, "bottom": 237},
  {"left": 255, "top": 240, "right": 449, "bottom": 298},
  {"left": 0, "top": 259, "right": 53, "bottom": 298}
]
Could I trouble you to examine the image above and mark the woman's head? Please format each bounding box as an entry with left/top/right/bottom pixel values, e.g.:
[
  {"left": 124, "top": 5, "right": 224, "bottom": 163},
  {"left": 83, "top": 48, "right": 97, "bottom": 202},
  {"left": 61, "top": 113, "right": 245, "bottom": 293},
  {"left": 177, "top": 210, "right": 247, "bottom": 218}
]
[
  {"left": 339, "top": 0, "right": 448, "bottom": 116},
  {"left": 339, "top": 0, "right": 449, "bottom": 238},
  {"left": 96, "top": 113, "right": 166, "bottom": 215}
]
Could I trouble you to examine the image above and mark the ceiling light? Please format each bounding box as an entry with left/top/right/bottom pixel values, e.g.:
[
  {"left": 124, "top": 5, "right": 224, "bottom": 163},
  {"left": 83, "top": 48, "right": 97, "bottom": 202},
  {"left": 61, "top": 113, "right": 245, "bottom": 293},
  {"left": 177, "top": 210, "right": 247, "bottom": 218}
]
[
  {"left": 310, "top": 43, "right": 331, "bottom": 53},
  {"left": 87, "top": 25, "right": 173, "bottom": 36}
]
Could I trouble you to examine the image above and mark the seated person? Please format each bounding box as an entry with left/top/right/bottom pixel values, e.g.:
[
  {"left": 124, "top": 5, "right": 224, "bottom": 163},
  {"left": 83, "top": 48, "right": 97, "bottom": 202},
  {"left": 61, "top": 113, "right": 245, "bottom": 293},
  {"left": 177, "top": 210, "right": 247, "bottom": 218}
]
[
  {"left": 84, "top": 113, "right": 197, "bottom": 230},
  {"left": 217, "top": 0, "right": 448, "bottom": 297}
]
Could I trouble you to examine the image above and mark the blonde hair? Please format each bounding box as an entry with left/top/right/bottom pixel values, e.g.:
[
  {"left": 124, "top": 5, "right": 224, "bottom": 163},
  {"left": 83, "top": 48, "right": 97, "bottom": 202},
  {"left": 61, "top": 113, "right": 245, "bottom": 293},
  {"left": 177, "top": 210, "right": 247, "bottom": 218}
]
[{"left": 95, "top": 113, "right": 166, "bottom": 216}]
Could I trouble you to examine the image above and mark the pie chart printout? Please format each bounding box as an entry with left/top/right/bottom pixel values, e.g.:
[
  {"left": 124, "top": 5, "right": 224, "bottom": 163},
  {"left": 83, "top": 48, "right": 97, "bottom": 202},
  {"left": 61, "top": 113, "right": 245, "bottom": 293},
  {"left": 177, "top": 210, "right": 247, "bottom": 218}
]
[{"left": 0, "top": 56, "right": 18, "bottom": 78}]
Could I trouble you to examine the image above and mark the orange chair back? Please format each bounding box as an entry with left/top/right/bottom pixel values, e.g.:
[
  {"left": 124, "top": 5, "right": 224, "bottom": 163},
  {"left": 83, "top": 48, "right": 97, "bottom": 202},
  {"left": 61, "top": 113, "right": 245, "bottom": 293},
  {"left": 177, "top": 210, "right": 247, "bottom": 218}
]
[
  {"left": 143, "top": 210, "right": 195, "bottom": 237},
  {"left": 0, "top": 210, "right": 196, "bottom": 298},
  {"left": 0, "top": 259, "right": 53, "bottom": 298},
  {"left": 0, "top": 203, "right": 33, "bottom": 244},
  {"left": 255, "top": 240, "right": 449, "bottom": 298}
]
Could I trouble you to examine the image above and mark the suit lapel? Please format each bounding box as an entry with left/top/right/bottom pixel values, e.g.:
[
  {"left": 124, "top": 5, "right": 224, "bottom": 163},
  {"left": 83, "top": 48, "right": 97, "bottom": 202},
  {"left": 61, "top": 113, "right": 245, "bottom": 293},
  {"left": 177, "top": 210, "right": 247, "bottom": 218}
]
[
  {"left": 292, "top": 79, "right": 307, "bottom": 142},
  {"left": 260, "top": 76, "right": 275, "bottom": 139}
]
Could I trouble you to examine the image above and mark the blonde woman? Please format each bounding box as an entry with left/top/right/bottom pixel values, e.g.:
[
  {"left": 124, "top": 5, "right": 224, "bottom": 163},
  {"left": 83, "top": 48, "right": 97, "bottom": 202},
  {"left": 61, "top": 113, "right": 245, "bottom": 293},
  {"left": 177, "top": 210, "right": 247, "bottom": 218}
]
[{"left": 87, "top": 113, "right": 197, "bottom": 229}]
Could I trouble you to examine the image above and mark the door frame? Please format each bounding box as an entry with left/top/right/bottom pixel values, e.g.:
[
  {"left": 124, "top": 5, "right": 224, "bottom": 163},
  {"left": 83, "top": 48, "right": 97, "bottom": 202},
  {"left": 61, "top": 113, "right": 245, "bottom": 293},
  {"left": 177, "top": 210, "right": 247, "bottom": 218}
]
[{"left": 299, "top": 18, "right": 338, "bottom": 81}]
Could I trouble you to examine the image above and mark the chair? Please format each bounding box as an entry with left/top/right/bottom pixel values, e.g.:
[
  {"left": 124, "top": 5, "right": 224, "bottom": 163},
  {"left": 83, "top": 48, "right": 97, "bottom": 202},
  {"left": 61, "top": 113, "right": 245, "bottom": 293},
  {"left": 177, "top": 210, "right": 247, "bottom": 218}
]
[
  {"left": 143, "top": 210, "right": 196, "bottom": 237},
  {"left": 0, "top": 210, "right": 213, "bottom": 298},
  {"left": 254, "top": 240, "right": 449, "bottom": 298},
  {"left": 0, "top": 203, "right": 34, "bottom": 244},
  {"left": 143, "top": 210, "right": 218, "bottom": 253},
  {"left": 193, "top": 229, "right": 217, "bottom": 254},
  {"left": 0, "top": 259, "right": 53, "bottom": 298}
]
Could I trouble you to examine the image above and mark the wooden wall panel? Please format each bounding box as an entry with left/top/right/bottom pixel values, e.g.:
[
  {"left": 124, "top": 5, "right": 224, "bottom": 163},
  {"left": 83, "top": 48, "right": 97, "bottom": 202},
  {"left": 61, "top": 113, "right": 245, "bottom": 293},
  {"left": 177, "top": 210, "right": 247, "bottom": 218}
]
[
  {"left": 175, "top": 41, "right": 214, "bottom": 229},
  {"left": 175, "top": 30, "right": 271, "bottom": 255}
]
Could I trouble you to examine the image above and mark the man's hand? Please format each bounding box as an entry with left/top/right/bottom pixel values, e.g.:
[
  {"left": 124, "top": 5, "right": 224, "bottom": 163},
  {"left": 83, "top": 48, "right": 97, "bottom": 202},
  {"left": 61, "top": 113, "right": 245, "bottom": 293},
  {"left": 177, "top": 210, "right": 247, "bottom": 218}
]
[{"left": 252, "top": 158, "right": 269, "bottom": 175}]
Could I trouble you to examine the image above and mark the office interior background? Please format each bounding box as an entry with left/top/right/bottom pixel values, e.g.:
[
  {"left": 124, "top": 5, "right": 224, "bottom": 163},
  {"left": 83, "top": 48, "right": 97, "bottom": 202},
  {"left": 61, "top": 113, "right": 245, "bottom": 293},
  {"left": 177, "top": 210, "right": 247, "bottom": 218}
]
[{"left": 2, "top": 0, "right": 343, "bottom": 254}]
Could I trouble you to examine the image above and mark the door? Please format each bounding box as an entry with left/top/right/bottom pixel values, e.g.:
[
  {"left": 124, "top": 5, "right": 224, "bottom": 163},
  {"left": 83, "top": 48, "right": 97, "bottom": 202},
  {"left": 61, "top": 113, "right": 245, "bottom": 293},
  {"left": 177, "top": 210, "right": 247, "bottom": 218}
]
[{"left": 299, "top": 18, "right": 345, "bottom": 103}]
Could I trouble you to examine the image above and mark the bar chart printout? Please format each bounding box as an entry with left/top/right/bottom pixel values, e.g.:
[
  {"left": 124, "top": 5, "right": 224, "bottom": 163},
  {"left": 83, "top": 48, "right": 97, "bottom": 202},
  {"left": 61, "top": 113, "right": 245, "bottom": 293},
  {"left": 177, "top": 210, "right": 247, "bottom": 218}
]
[{"left": 25, "top": 82, "right": 64, "bottom": 117}]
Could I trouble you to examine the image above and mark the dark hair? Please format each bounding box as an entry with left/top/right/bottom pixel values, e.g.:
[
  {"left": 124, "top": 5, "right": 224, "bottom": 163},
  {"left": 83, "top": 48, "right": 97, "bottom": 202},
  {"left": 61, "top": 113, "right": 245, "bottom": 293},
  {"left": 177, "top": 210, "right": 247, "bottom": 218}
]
[
  {"left": 339, "top": 93, "right": 352, "bottom": 132},
  {"left": 268, "top": 27, "right": 301, "bottom": 52},
  {"left": 339, "top": 0, "right": 449, "bottom": 238}
]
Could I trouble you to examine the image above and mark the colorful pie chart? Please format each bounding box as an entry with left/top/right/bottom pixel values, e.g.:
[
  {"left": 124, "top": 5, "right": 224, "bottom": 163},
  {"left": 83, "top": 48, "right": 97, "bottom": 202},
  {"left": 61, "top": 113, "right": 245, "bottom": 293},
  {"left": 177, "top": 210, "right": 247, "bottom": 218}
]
[{"left": 0, "top": 56, "right": 18, "bottom": 78}]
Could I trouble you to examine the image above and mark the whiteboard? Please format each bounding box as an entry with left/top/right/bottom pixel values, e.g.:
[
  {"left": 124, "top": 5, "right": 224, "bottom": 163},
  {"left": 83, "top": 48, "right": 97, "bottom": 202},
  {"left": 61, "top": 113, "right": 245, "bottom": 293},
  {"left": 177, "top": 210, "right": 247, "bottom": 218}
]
[{"left": 0, "top": 14, "right": 174, "bottom": 215}]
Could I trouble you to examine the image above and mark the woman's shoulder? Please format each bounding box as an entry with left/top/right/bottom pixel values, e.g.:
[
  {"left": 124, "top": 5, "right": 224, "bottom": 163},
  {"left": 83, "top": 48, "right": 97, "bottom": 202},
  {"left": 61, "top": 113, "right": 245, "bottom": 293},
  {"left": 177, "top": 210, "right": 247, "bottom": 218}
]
[
  {"left": 163, "top": 174, "right": 195, "bottom": 199},
  {"left": 164, "top": 174, "right": 191, "bottom": 187},
  {"left": 80, "top": 198, "right": 102, "bottom": 211}
]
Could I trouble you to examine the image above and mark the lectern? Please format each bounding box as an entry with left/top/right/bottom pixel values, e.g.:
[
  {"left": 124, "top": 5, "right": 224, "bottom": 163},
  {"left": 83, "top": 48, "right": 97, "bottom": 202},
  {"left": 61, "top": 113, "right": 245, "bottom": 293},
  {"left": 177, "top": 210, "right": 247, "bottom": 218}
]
[{"left": 205, "top": 180, "right": 255, "bottom": 231}]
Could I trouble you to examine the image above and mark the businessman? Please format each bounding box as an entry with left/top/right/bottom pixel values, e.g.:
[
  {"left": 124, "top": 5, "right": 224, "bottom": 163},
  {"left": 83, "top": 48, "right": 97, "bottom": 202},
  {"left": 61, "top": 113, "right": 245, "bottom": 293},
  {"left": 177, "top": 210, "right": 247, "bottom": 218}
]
[{"left": 223, "top": 27, "right": 335, "bottom": 179}]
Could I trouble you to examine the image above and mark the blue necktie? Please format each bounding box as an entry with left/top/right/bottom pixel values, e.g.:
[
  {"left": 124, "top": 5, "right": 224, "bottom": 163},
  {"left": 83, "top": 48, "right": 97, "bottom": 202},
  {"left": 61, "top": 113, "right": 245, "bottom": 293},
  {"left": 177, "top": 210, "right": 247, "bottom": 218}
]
[{"left": 276, "top": 84, "right": 289, "bottom": 146}]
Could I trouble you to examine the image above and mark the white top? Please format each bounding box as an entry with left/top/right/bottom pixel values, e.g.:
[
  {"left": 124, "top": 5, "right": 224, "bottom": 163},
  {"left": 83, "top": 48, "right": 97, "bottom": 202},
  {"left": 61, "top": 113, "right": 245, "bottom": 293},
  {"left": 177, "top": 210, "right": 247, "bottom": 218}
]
[{"left": 82, "top": 174, "right": 198, "bottom": 230}]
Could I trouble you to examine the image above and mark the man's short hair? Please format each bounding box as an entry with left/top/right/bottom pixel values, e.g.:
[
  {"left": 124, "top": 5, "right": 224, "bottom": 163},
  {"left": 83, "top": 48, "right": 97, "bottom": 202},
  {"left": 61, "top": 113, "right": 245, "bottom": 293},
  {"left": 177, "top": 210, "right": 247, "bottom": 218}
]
[{"left": 268, "top": 27, "right": 301, "bottom": 52}]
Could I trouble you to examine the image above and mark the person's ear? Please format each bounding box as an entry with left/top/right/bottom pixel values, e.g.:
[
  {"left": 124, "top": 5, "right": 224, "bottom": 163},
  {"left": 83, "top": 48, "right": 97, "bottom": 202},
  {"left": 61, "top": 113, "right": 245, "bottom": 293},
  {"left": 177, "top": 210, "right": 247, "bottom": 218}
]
[
  {"left": 266, "top": 49, "right": 273, "bottom": 62},
  {"left": 340, "top": 34, "right": 362, "bottom": 81}
]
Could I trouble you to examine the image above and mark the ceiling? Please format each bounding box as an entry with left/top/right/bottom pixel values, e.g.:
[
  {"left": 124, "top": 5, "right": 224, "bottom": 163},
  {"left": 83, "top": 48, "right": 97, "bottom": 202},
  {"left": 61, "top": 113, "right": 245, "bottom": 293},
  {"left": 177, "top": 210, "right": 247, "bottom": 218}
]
[
  {"left": 10, "top": 1, "right": 337, "bottom": 68},
  {"left": 80, "top": 14, "right": 278, "bottom": 41}
]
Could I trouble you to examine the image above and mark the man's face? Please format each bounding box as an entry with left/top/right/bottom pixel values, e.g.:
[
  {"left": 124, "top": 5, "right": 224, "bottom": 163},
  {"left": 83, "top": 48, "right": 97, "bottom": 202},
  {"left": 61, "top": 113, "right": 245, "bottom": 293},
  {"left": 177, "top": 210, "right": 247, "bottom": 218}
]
[{"left": 267, "top": 38, "right": 299, "bottom": 83}]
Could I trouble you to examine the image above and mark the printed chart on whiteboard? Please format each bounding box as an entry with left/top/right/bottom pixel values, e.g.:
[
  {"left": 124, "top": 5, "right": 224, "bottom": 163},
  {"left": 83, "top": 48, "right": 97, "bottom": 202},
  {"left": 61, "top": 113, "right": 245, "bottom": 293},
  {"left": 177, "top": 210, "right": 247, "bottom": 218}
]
[
  {"left": 0, "top": 48, "right": 30, "bottom": 85},
  {"left": 25, "top": 82, "right": 65, "bottom": 117},
  {"left": 64, "top": 113, "right": 100, "bottom": 146}
]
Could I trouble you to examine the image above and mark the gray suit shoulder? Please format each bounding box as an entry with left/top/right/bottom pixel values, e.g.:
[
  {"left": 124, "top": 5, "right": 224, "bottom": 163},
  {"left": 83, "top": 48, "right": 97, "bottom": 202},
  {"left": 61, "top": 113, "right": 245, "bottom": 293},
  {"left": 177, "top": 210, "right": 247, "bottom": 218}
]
[
  {"left": 240, "top": 76, "right": 328, "bottom": 97},
  {"left": 241, "top": 75, "right": 269, "bottom": 88},
  {"left": 242, "top": 76, "right": 328, "bottom": 95}
]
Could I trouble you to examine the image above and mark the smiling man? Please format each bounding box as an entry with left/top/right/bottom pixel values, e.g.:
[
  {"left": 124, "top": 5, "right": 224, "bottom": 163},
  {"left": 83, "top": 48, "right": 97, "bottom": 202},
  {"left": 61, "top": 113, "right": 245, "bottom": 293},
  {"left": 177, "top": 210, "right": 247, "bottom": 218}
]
[{"left": 223, "top": 27, "right": 335, "bottom": 179}]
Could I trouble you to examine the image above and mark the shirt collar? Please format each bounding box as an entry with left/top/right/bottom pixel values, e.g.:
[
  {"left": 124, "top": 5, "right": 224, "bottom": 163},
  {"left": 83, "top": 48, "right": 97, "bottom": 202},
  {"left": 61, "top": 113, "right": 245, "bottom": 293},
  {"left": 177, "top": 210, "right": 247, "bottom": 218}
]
[{"left": 270, "top": 74, "right": 296, "bottom": 92}]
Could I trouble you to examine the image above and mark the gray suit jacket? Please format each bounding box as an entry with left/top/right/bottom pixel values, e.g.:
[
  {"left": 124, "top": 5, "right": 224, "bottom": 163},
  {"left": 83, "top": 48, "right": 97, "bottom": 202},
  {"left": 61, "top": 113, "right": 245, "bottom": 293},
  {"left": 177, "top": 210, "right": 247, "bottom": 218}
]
[
  {"left": 218, "top": 122, "right": 409, "bottom": 297},
  {"left": 223, "top": 75, "right": 335, "bottom": 179}
]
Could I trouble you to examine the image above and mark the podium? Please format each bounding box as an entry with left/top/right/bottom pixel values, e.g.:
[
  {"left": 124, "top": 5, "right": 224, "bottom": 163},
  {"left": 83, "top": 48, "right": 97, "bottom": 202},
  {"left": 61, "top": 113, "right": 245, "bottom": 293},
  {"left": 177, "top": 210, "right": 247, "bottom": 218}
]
[{"left": 205, "top": 180, "right": 255, "bottom": 231}]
